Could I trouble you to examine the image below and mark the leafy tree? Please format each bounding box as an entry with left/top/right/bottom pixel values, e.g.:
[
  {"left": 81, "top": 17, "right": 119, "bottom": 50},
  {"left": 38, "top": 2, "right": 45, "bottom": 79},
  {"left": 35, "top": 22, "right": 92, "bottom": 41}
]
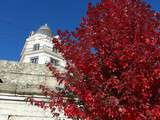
[{"left": 28, "top": 0, "right": 160, "bottom": 119}]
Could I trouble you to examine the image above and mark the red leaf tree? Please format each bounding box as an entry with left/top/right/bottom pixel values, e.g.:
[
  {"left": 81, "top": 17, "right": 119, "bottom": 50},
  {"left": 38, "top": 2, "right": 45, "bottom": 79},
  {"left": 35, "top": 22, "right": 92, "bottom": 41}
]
[{"left": 29, "top": 0, "right": 160, "bottom": 119}]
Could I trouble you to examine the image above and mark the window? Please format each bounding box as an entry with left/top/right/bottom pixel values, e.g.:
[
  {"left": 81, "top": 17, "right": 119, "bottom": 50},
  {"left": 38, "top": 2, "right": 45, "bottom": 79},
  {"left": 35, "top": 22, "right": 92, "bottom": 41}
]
[
  {"left": 0, "top": 79, "right": 3, "bottom": 83},
  {"left": 30, "top": 56, "right": 39, "bottom": 64},
  {"left": 33, "top": 44, "right": 40, "bottom": 51},
  {"left": 52, "top": 47, "right": 58, "bottom": 53},
  {"left": 50, "top": 58, "right": 59, "bottom": 66}
]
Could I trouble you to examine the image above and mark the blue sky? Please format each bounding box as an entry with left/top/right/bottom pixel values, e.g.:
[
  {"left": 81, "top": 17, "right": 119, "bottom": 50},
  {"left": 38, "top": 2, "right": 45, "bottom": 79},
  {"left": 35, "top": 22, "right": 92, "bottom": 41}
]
[{"left": 0, "top": 0, "right": 159, "bottom": 61}]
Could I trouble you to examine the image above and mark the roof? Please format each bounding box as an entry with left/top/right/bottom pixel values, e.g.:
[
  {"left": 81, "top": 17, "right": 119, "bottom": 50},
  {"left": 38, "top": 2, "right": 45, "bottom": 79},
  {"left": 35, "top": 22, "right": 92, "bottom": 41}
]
[{"left": 36, "top": 24, "right": 53, "bottom": 36}]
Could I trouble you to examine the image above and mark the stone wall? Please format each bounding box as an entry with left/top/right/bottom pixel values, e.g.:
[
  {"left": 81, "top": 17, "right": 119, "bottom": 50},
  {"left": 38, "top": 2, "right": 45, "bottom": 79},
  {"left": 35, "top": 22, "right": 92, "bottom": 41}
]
[
  {"left": 0, "top": 60, "right": 68, "bottom": 120},
  {"left": 0, "top": 60, "right": 59, "bottom": 94}
]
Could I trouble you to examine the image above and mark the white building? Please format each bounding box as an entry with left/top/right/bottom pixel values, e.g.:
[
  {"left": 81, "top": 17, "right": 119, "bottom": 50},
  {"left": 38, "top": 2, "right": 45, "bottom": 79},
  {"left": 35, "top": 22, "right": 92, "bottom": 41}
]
[
  {"left": 0, "top": 60, "right": 67, "bottom": 120},
  {"left": 20, "top": 24, "right": 65, "bottom": 67},
  {"left": 0, "top": 24, "right": 70, "bottom": 120}
]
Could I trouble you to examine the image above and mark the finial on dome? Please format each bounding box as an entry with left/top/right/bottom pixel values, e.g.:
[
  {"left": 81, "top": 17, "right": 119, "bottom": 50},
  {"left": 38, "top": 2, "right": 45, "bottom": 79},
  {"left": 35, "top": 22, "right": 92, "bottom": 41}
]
[{"left": 36, "top": 24, "right": 52, "bottom": 36}]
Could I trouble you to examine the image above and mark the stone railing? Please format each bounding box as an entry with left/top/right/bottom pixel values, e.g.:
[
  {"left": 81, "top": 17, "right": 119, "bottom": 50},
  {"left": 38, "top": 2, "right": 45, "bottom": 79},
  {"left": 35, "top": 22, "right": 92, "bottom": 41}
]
[{"left": 22, "top": 45, "right": 63, "bottom": 59}]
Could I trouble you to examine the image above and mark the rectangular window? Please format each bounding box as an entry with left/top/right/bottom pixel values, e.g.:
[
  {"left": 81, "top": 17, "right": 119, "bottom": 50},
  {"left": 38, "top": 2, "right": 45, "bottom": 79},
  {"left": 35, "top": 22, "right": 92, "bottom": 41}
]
[
  {"left": 30, "top": 56, "right": 39, "bottom": 64},
  {"left": 52, "top": 47, "right": 58, "bottom": 53},
  {"left": 50, "top": 58, "right": 59, "bottom": 66},
  {"left": 33, "top": 44, "right": 40, "bottom": 51}
]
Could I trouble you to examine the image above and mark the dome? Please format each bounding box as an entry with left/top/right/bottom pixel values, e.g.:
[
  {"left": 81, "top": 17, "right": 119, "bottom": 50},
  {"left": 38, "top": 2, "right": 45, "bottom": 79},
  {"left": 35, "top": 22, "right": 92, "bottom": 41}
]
[{"left": 36, "top": 24, "right": 52, "bottom": 36}]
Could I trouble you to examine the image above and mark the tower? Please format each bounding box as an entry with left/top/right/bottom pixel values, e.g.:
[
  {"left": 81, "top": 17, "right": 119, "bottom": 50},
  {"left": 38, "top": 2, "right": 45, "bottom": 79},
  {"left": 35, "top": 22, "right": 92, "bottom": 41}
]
[
  {"left": 20, "top": 24, "right": 65, "bottom": 67},
  {"left": 0, "top": 24, "right": 69, "bottom": 119}
]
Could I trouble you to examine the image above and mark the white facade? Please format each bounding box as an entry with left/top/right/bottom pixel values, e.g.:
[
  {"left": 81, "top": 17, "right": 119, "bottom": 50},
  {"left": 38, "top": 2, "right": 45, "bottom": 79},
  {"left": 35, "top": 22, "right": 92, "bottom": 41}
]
[
  {"left": 0, "top": 93, "right": 67, "bottom": 120},
  {"left": 20, "top": 24, "right": 65, "bottom": 67},
  {"left": 0, "top": 25, "right": 70, "bottom": 120},
  {"left": 0, "top": 60, "right": 69, "bottom": 120}
]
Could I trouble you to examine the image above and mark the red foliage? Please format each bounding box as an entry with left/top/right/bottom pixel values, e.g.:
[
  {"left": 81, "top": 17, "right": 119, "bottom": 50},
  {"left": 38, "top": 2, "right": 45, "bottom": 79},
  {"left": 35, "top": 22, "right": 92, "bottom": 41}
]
[{"left": 30, "top": 0, "right": 160, "bottom": 119}]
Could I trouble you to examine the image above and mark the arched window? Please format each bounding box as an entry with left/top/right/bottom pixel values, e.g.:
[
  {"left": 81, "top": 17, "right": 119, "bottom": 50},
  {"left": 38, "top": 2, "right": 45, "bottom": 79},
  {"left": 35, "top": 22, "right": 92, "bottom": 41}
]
[{"left": 33, "top": 44, "right": 40, "bottom": 51}]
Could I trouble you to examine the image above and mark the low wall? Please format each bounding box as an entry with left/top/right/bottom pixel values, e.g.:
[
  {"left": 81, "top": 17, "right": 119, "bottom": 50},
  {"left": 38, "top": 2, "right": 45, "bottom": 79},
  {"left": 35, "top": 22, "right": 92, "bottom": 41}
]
[
  {"left": 0, "top": 60, "right": 68, "bottom": 120},
  {"left": 0, "top": 60, "right": 59, "bottom": 95}
]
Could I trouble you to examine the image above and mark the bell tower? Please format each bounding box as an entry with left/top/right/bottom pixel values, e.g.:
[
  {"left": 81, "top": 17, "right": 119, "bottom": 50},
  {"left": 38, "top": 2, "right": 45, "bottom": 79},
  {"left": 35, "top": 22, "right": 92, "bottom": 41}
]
[{"left": 20, "top": 24, "right": 65, "bottom": 67}]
